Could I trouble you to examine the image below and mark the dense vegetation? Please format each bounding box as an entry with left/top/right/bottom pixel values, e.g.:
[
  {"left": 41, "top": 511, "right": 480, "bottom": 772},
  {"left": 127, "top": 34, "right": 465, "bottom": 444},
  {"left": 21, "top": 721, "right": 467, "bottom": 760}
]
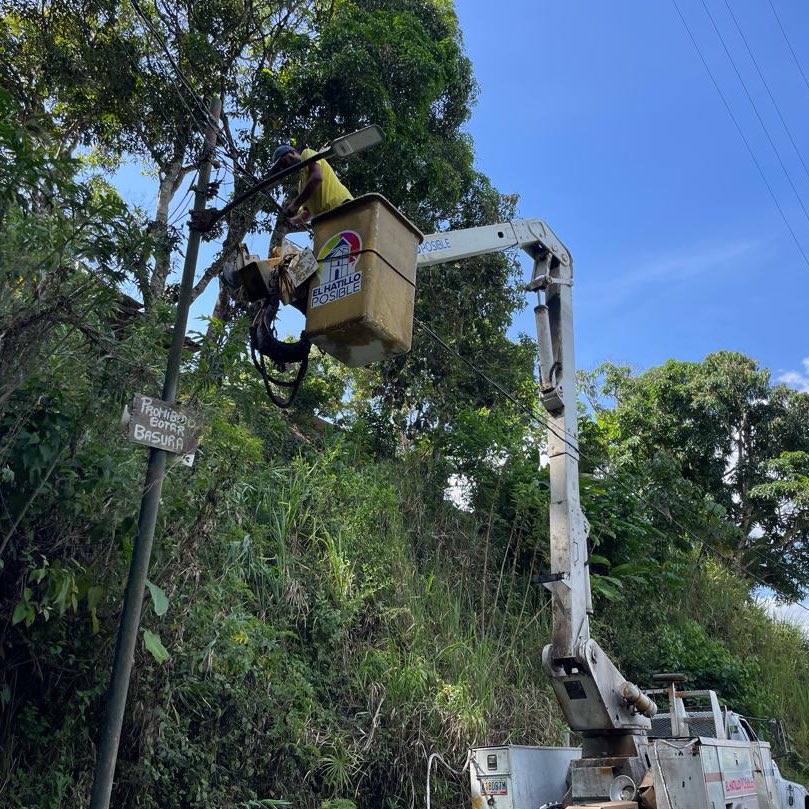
[{"left": 2, "top": 1, "right": 809, "bottom": 807}]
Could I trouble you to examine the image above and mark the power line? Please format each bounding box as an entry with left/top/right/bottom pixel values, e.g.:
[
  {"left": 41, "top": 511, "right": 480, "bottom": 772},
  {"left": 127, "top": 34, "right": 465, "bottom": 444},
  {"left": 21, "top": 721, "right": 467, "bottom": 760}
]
[
  {"left": 721, "top": 0, "right": 809, "bottom": 187},
  {"left": 125, "top": 0, "right": 312, "bottom": 244},
  {"left": 128, "top": 0, "right": 269, "bottom": 187},
  {"left": 766, "top": 0, "right": 809, "bottom": 99},
  {"left": 125, "top": 8, "right": 306, "bottom": 227},
  {"left": 412, "top": 316, "right": 577, "bottom": 453},
  {"left": 697, "top": 0, "right": 809, "bottom": 229},
  {"left": 424, "top": 313, "right": 809, "bottom": 609},
  {"left": 111, "top": 27, "right": 207, "bottom": 151},
  {"left": 115, "top": 9, "right": 213, "bottom": 143},
  {"left": 120, "top": 0, "right": 809, "bottom": 610},
  {"left": 129, "top": 0, "right": 266, "bottom": 188},
  {"left": 669, "top": 0, "right": 809, "bottom": 272},
  {"left": 129, "top": 0, "right": 219, "bottom": 136},
  {"left": 413, "top": 316, "right": 809, "bottom": 612},
  {"left": 167, "top": 169, "right": 199, "bottom": 226}
]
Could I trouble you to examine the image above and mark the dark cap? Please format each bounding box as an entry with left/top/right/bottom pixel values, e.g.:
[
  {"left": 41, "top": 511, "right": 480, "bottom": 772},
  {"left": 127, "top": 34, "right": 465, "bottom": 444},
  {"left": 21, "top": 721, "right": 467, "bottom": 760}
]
[{"left": 272, "top": 144, "right": 297, "bottom": 164}]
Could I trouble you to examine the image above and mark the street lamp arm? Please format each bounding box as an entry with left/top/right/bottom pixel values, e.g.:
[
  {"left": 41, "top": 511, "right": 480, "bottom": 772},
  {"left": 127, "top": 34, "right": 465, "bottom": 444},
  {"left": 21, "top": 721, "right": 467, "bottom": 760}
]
[
  {"left": 191, "top": 148, "right": 329, "bottom": 233},
  {"left": 191, "top": 125, "right": 385, "bottom": 233}
]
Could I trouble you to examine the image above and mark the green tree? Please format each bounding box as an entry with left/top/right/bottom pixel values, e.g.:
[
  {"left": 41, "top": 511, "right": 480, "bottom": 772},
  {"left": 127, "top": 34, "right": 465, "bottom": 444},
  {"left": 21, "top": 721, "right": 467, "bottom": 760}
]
[
  {"left": 2, "top": 0, "right": 321, "bottom": 304},
  {"left": 0, "top": 86, "right": 145, "bottom": 410},
  {"left": 588, "top": 352, "right": 809, "bottom": 598}
]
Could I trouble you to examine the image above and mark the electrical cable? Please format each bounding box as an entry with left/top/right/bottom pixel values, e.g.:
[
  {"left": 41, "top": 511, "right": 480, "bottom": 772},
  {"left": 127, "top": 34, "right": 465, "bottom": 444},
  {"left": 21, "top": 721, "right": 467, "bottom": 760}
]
[
  {"left": 119, "top": 0, "right": 809, "bottom": 609},
  {"left": 721, "top": 0, "right": 809, "bottom": 186},
  {"left": 128, "top": 0, "right": 276, "bottom": 191},
  {"left": 129, "top": 0, "right": 218, "bottom": 135},
  {"left": 125, "top": 0, "right": 314, "bottom": 260},
  {"left": 426, "top": 751, "right": 472, "bottom": 809},
  {"left": 413, "top": 316, "right": 581, "bottom": 454},
  {"left": 127, "top": 0, "right": 316, "bottom": 236},
  {"left": 111, "top": 27, "right": 207, "bottom": 151},
  {"left": 110, "top": 20, "right": 311, "bottom": 379},
  {"left": 413, "top": 316, "right": 809, "bottom": 613},
  {"left": 121, "top": 9, "right": 318, "bottom": 396},
  {"left": 118, "top": 14, "right": 211, "bottom": 141},
  {"left": 128, "top": 0, "right": 277, "bottom": 219},
  {"left": 167, "top": 169, "right": 199, "bottom": 226},
  {"left": 766, "top": 0, "right": 809, "bottom": 99},
  {"left": 696, "top": 0, "right": 809, "bottom": 230},
  {"left": 669, "top": 0, "right": 809, "bottom": 272},
  {"left": 112, "top": 24, "right": 226, "bottom": 235}
]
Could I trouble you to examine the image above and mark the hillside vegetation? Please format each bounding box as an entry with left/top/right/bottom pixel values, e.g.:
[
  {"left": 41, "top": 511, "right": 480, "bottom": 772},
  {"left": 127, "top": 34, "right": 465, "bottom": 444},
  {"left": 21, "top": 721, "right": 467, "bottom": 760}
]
[{"left": 2, "top": 1, "right": 809, "bottom": 807}]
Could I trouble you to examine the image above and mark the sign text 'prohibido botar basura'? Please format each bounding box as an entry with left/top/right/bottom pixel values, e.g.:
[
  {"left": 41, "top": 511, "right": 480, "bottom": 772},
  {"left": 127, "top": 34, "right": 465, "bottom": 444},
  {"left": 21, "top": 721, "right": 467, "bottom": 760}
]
[{"left": 124, "top": 394, "right": 202, "bottom": 466}]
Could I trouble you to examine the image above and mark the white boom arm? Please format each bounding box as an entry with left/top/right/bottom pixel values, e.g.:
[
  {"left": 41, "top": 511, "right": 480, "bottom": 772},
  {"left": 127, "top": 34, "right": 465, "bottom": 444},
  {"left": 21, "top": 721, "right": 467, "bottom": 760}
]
[
  {"left": 418, "top": 219, "right": 656, "bottom": 799},
  {"left": 416, "top": 219, "right": 568, "bottom": 268}
]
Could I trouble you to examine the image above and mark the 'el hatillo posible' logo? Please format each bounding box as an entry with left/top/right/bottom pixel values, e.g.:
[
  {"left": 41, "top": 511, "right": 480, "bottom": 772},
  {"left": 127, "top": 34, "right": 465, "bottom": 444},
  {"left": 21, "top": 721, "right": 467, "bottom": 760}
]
[{"left": 311, "top": 230, "right": 363, "bottom": 308}]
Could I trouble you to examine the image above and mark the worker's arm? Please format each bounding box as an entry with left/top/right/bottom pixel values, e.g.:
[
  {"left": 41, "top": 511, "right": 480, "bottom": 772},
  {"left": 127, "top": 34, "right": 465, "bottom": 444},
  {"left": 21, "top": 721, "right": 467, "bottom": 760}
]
[
  {"left": 285, "top": 211, "right": 311, "bottom": 230},
  {"left": 283, "top": 161, "right": 323, "bottom": 219}
]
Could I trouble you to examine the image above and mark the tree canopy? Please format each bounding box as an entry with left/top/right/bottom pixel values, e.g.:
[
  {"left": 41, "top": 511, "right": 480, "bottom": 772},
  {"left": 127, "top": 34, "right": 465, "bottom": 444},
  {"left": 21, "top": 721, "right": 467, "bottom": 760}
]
[{"left": 584, "top": 352, "right": 809, "bottom": 599}]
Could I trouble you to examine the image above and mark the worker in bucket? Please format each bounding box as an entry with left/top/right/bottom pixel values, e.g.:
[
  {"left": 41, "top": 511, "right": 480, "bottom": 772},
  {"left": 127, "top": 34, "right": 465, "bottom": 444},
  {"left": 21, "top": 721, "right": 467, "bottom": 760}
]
[{"left": 272, "top": 144, "right": 353, "bottom": 228}]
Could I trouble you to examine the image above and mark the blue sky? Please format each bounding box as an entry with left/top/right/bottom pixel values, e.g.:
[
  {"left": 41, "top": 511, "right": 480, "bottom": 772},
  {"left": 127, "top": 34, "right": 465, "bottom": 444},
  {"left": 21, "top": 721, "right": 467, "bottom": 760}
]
[
  {"left": 110, "top": 1, "right": 809, "bottom": 617},
  {"left": 454, "top": 0, "right": 809, "bottom": 385}
]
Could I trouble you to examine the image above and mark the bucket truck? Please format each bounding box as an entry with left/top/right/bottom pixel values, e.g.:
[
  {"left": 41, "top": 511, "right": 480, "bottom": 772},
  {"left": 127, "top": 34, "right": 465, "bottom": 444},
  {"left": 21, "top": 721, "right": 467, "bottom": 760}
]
[{"left": 415, "top": 220, "right": 807, "bottom": 809}]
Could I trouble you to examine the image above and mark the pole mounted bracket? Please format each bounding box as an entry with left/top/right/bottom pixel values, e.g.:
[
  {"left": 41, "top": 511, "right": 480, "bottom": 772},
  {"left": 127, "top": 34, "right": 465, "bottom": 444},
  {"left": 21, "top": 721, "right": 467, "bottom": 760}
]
[
  {"left": 540, "top": 383, "right": 564, "bottom": 413},
  {"left": 533, "top": 571, "right": 568, "bottom": 585},
  {"left": 189, "top": 208, "right": 220, "bottom": 232}
]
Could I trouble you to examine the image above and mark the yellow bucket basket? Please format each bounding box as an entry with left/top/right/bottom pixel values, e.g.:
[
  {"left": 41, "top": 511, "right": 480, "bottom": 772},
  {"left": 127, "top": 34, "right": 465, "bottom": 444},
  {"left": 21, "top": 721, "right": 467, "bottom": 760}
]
[{"left": 304, "top": 193, "right": 423, "bottom": 367}]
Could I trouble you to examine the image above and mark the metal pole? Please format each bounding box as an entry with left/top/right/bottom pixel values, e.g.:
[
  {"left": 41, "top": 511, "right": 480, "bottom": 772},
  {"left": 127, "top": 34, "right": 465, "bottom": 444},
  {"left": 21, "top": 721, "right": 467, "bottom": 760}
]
[{"left": 88, "top": 97, "right": 221, "bottom": 809}]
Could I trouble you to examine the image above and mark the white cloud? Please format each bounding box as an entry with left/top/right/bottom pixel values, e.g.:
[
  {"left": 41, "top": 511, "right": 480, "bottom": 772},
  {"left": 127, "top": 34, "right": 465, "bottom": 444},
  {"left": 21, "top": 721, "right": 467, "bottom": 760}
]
[
  {"left": 584, "top": 238, "right": 759, "bottom": 305},
  {"left": 758, "top": 595, "right": 809, "bottom": 637},
  {"left": 777, "top": 358, "right": 809, "bottom": 393}
]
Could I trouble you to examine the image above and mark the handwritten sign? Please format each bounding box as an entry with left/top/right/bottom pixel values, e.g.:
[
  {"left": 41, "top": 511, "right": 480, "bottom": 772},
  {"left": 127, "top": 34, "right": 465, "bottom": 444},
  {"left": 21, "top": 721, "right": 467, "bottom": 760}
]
[{"left": 126, "top": 395, "right": 202, "bottom": 464}]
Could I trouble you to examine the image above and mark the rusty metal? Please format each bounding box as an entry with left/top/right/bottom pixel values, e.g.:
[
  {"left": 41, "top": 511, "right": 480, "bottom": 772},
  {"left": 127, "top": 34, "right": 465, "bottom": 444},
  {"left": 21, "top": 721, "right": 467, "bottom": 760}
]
[{"left": 622, "top": 682, "right": 658, "bottom": 719}]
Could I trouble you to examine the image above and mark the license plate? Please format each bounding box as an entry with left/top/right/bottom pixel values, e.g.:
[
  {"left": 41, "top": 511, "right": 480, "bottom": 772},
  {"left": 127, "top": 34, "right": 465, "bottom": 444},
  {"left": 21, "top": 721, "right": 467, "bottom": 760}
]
[{"left": 481, "top": 779, "right": 508, "bottom": 795}]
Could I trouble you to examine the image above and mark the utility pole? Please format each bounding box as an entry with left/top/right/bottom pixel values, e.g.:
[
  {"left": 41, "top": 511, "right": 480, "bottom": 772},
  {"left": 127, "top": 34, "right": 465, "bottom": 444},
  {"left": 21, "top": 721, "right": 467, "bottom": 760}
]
[{"left": 88, "top": 97, "right": 221, "bottom": 809}]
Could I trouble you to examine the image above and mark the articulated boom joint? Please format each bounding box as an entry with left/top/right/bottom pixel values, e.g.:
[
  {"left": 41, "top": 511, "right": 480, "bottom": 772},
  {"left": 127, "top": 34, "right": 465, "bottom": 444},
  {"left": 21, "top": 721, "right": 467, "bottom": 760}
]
[
  {"left": 526, "top": 248, "right": 572, "bottom": 294},
  {"left": 542, "top": 640, "right": 657, "bottom": 733}
]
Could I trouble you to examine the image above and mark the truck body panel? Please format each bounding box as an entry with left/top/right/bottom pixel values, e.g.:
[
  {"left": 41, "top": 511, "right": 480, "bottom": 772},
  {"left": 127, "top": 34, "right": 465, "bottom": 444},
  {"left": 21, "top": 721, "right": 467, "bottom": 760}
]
[{"left": 469, "top": 745, "right": 580, "bottom": 809}]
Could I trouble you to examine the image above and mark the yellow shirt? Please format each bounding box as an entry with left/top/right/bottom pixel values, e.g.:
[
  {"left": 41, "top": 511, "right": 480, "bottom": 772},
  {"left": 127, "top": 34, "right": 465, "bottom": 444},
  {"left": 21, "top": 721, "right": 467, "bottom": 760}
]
[{"left": 298, "top": 148, "right": 353, "bottom": 217}]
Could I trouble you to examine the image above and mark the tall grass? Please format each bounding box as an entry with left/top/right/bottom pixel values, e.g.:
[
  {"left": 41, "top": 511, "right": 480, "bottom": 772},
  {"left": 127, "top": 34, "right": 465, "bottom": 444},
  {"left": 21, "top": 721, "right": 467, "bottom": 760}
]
[{"left": 5, "top": 407, "right": 807, "bottom": 806}]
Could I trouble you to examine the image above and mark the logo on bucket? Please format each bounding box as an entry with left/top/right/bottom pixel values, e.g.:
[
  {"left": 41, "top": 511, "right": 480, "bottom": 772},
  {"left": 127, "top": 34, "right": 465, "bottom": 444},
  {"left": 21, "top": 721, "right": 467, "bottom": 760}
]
[{"left": 310, "top": 230, "right": 363, "bottom": 309}]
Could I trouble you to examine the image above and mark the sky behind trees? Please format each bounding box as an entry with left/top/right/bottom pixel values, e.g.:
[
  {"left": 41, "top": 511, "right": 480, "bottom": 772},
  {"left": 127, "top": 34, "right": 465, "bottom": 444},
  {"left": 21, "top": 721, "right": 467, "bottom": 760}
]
[{"left": 453, "top": 0, "right": 809, "bottom": 623}]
